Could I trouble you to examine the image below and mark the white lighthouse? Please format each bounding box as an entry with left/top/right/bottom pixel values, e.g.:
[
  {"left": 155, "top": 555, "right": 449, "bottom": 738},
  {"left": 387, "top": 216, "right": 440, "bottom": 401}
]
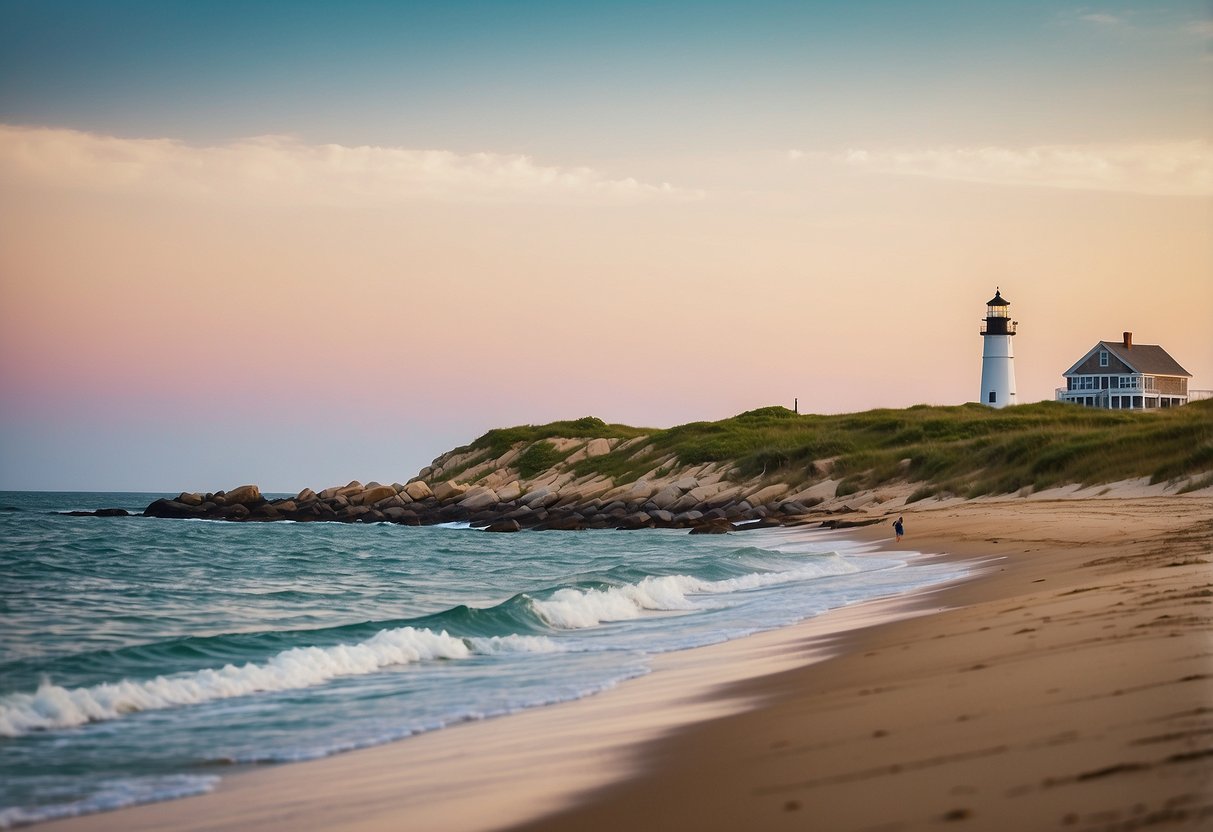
[{"left": 979, "top": 288, "right": 1017, "bottom": 408}]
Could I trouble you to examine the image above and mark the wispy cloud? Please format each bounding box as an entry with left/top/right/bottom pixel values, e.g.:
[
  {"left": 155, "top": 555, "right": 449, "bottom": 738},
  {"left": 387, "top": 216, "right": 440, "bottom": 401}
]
[
  {"left": 0, "top": 125, "right": 702, "bottom": 206},
  {"left": 789, "top": 141, "right": 1213, "bottom": 197}
]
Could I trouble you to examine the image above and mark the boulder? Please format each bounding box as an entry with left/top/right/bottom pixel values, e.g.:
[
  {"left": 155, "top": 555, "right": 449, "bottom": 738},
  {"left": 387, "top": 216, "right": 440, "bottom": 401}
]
[
  {"left": 373, "top": 494, "right": 407, "bottom": 510},
  {"left": 404, "top": 481, "right": 433, "bottom": 501},
  {"left": 689, "top": 518, "right": 735, "bottom": 535},
  {"left": 223, "top": 485, "right": 263, "bottom": 506},
  {"left": 358, "top": 484, "right": 397, "bottom": 506},
  {"left": 274, "top": 500, "right": 299, "bottom": 514},
  {"left": 432, "top": 481, "right": 468, "bottom": 502},
  {"left": 624, "top": 480, "right": 656, "bottom": 501},
  {"left": 217, "top": 503, "right": 250, "bottom": 520},
  {"left": 616, "top": 512, "right": 654, "bottom": 530},
  {"left": 671, "top": 477, "right": 700, "bottom": 493},
  {"left": 669, "top": 493, "right": 704, "bottom": 513},
  {"left": 584, "top": 438, "right": 612, "bottom": 458},
  {"left": 459, "top": 487, "right": 499, "bottom": 511},
  {"left": 177, "top": 492, "right": 204, "bottom": 507},
  {"left": 520, "top": 486, "right": 558, "bottom": 508},
  {"left": 744, "top": 484, "right": 789, "bottom": 507},
  {"left": 484, "top": 519, "right": 522, "bottom": 533},
  {"left": 648, "top": 486, "right": 683, "bottom": 510},
  {"left": 335, "top": 505, "right": 370, "bottom": 522},
  {"left": 250, "top": 503, "right": 280, "bottom": 519},
  {"left": 144, "top": 498, "right": 199, "bottom": 519},
  {"left": 318, "top": 486, "right": 341, "bottom": 500},
  {"left": 495, "top": 481, "right": 523, "bottom": 503},
  {"left": 533, "top": 515, "right": 585, "bottom": 531}
]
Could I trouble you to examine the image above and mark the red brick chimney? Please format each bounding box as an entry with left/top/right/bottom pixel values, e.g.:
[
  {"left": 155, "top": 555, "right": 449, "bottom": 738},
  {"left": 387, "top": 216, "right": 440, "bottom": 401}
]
[{"left": 1123, "top": 331, "right": 1133, "bottom": 349}]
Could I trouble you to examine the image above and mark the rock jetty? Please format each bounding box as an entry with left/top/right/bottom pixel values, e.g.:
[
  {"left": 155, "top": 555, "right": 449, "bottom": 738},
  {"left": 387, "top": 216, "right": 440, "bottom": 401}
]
[{"left": 139, "top": 433, "right": 884, "bottom": 532}]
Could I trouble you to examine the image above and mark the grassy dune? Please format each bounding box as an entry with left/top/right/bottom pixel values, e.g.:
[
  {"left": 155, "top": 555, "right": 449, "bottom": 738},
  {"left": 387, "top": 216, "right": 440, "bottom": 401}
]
[{"left": 456, "top": 401, "right": 1213, "bottom": 499}]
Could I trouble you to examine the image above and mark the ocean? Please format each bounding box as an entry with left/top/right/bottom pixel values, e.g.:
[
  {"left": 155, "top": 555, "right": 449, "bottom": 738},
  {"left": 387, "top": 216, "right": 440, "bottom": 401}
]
[{"left": 0, "top": 491, "right": 966, "bottom": 828}]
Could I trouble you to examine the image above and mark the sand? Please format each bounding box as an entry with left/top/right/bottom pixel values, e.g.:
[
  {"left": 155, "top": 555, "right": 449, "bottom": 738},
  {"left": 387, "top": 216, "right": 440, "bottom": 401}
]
[{"left": 36, "top": 495, "right": 1213, "bottom": 832}]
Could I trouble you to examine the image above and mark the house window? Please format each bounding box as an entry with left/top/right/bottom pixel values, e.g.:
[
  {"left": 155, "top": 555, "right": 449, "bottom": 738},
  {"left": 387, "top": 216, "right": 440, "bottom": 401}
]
[
  {"left": 1099, "top": 350, "right": 1109, "bottom": 367},
  {"left": 989, "top": 391, "right": 997, "bottom": 403}
]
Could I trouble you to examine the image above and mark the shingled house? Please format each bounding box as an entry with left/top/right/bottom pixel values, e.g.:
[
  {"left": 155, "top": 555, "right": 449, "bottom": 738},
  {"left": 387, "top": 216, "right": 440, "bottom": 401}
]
[{"left": 1057, "top": 332, "right": 1191, "bottom": 409}]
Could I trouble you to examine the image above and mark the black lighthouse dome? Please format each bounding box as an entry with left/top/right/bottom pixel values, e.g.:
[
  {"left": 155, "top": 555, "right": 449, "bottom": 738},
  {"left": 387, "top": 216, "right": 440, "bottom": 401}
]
[{"left": 981, "top": 288, "right": 1016, "bottom": 335}]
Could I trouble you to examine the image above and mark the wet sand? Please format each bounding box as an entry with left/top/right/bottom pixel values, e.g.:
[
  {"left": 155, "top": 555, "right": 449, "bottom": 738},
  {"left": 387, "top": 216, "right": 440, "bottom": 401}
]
[{"left": 37, "top": 495, "right": 1213, "bottom": 832}]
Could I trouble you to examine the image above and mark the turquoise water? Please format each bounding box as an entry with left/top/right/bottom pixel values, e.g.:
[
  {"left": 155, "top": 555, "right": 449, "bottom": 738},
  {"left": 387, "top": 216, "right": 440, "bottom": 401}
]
[{"left": 0, "top": 491, "right": 965, "bottom": 827}]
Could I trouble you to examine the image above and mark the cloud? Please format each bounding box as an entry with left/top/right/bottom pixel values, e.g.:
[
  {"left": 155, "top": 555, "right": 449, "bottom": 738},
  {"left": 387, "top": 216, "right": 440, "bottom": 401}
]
[
  {"left": 0, "top": 124, "right": 702, "bottom": 206},
  {"left": 789, "top": 141, "right": 1213, "bottom": 197}
]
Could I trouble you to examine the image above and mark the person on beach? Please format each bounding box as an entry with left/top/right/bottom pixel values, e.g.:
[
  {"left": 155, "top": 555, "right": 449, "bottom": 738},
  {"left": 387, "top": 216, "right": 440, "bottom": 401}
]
[{"left": 893, "top": 516, "right": 904, "bottom": 542}]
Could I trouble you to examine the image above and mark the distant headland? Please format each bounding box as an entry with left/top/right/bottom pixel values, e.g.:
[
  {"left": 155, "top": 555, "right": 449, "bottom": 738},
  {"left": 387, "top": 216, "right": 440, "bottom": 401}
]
[{"left": 129, "top": 401, "right": 1213, "bottom": 532}]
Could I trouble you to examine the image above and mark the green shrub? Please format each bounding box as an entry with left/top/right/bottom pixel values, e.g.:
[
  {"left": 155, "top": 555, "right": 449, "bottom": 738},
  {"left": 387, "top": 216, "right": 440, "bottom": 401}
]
[{"left": 515, "top": 441, "right": 567, "bottom": 479}]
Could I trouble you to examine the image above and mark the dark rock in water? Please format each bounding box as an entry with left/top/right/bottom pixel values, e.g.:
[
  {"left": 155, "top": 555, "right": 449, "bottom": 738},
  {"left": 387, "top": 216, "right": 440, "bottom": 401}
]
[
  {"left": 145, "top": 498, "right": 200, "bottom": 519},
  {"left": 533, "top": 515, "right": 585, "bottom": 531},
  {"left": 250, "top": 503, "right": 280, "bottom": 519},
  {"left": 689, "top": 518, "right": 735, "bottom": 534},
  {"left": 359, "top": 509, "right": 387, "bottom": 523},
  {"left": 485, "top": 519, "right": 522, "bottom": 533},
  {"left": 216, "top": 504, "right": 250, "bottom": 520},
  {"left": 734, "top": 517, "right": 784, "bottom": 531},
  {"left": 616, "top": 512, "right": 654, "bottom": 530},
  {"left": 819, "top": 517, "right": 882, "bottom": 529},
  {"left": 335, "top": 505, "right": 370, "bottom": 522},
  {"left": 60, "top": 508, "right": 130, "bottom": 517}
]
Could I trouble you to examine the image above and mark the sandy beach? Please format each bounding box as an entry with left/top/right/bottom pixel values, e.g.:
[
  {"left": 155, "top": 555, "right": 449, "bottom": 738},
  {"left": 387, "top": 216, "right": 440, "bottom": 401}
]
[{"left": 36, "top": 493, "right": 1213, "bottom": 832}]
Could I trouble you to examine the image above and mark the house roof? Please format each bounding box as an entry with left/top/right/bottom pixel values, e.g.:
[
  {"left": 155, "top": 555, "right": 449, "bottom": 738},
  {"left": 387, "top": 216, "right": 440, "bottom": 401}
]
[{"left": 1064, "top": 341, "right": 1192, "bottom": 377}]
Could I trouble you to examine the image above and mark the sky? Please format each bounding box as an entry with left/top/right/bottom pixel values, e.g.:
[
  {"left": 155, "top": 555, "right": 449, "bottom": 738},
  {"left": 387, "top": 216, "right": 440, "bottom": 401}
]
[{"left": 1, "top": 0, "right": 1210, "bottom": 492}]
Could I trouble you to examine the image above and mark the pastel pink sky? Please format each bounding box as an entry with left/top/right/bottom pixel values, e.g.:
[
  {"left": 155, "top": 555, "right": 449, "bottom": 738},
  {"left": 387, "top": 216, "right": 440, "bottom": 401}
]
[{"left": 1, "top": 2, "right": 1210, "bottom": 490}]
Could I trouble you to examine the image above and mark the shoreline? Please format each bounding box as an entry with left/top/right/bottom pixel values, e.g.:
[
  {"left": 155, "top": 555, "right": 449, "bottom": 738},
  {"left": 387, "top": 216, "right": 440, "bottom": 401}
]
[
  {"left": 516, "top": 495, "right": 1213, "bottom": 831},
  {"left": 31, "top": 525, "right": 968, "bottom": 831},
  {"left": 33, "top": 495, "right": 1213, "bottom": 831}
]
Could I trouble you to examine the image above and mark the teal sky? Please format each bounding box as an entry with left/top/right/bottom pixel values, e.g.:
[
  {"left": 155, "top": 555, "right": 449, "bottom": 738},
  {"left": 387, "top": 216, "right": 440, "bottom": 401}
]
[{"left": 3, "top": 0, "right": 1209, "bottom": 155}]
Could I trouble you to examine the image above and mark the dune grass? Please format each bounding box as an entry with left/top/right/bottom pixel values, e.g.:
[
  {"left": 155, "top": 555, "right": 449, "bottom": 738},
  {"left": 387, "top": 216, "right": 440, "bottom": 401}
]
[{"left": 460, "top": 401, "right": 1213, "bottom": 497}]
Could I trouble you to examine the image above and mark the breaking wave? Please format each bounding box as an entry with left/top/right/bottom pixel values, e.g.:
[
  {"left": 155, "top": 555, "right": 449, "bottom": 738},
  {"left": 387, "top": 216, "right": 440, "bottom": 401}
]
[{"left": 0, "top": 628, "right": 560, "bottom": 737}]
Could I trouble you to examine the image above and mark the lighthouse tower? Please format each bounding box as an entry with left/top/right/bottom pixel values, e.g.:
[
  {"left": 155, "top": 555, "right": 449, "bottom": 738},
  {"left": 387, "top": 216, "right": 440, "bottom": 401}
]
[{"left": 979, "top": 288, "right": 1017, "bottom": 408}]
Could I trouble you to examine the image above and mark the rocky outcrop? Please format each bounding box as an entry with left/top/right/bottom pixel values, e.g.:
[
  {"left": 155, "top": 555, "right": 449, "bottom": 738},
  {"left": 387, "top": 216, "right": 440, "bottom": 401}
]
[{"left": 140, "top": 425, "right": 898, "bottom": 533}]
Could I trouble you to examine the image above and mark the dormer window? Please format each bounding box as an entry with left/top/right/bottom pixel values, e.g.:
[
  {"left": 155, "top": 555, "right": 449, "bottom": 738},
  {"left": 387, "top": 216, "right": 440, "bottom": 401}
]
[{"left": 1099, "top": 350, "right": 1108, "bottom": 367}]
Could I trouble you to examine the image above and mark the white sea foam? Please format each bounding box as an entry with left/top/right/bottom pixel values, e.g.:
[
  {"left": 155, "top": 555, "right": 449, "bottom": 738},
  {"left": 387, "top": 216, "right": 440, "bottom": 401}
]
[
  {"left": 0, "top": 627, "right": 561, "bottom": 737},
  {"left": 0, "top": 775, "right": 220, "bottom": 830},
  {"left": 529, "top": 554, "right": 860, "bottom": 629}
]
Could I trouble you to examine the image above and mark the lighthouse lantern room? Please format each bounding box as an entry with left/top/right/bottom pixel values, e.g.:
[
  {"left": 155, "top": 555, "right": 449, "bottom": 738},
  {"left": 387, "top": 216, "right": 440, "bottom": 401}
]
[{"left": 979, "top": 288, "right": 1017, "bottom": 408}]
